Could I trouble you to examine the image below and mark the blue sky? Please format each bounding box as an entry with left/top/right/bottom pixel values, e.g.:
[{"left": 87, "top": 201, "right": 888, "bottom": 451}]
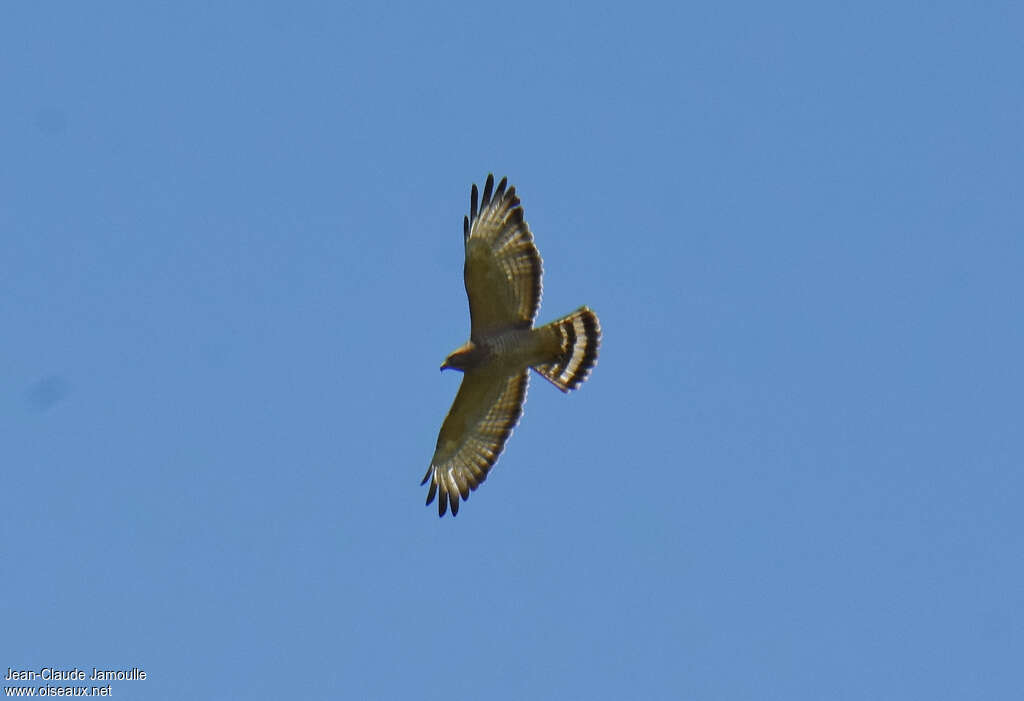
[{"left": 3, "top": 2, "right": 1022, "bottom": 699}]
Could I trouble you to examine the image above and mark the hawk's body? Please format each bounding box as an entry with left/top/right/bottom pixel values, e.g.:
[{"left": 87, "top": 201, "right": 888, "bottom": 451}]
[{"left": 422, "top": 174, "right": 600, "bottom": 517}]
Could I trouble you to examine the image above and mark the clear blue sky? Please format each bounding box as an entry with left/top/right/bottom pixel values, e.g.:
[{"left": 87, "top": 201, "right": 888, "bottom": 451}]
[{"left": 3, "top": 2, "right": 1022, "bottom": 699}]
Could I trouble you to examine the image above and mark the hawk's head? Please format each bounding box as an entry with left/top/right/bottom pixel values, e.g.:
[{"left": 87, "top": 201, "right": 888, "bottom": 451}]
[{"left": 441, "top": 341, "right": 483, "bottom": 372}]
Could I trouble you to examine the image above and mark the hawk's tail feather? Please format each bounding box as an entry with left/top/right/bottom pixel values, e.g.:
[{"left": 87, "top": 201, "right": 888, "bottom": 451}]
[{"left": 533, "top": 306, "right": 601, "bottom": 392}]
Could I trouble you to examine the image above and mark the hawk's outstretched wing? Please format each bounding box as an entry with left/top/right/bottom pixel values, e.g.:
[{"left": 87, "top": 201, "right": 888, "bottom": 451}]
[
  {"left": 421, "top": 369, "right": 529, "bottom": 517},
  {"left": 463, "top": 174, "right": 543, "bottom": 339}
]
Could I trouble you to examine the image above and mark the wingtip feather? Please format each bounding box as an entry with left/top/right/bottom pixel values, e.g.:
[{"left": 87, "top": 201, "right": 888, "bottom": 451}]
[{"left": 481, "top": 173, "right": 495, "bottom": 209}]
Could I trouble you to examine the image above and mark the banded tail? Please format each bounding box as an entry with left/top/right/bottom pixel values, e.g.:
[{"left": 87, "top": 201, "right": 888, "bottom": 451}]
[{"left": 533, "top": 306, "right": 601, "bottom": 392}]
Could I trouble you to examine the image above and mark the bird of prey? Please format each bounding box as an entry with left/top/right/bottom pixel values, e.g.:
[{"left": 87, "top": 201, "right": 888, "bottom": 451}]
[{"left": 422, "top": 174, "right": 601, "bottom": 517}]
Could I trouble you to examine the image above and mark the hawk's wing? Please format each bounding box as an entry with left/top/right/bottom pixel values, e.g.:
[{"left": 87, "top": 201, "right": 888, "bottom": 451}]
[
  {"left": 422, "top": 369, "right": 529, "bottom": 517},
  {"left": 463, "top": 174, "right": 543, "bottom": 339}
]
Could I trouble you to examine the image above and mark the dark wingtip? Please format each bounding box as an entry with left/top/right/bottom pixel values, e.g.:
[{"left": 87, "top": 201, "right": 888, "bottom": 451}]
[
  {"left": 470, "top": 183, "right": 479, "bottom": 224},
  {"left": 481, "top": 174, "right": 495, "bottom": 208},
  {"left": 463, "top": 215, "right": 469, "bottom": 242}
]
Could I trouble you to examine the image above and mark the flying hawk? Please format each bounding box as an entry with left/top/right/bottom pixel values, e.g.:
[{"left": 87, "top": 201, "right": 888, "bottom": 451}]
[{"left": 422, "top": 174, "right": 601, "bottom": 517}]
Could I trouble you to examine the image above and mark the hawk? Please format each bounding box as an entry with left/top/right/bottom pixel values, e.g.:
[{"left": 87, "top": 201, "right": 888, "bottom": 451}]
[{"left": 422, "top": 174, "right": 601, "bottom": 517}]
